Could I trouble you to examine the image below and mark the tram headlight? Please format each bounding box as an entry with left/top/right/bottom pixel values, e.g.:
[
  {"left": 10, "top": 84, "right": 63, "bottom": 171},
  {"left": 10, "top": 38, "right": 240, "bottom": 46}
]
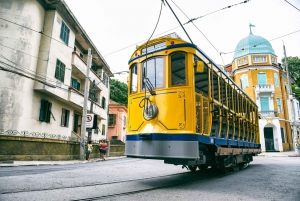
[{"left": 143, "top": 103, "right": 158, "bottom": 120}]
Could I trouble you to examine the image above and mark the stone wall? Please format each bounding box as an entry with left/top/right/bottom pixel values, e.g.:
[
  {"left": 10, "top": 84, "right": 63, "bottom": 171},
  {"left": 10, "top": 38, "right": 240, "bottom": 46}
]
[{"left": 0, "top": 135, "right": 125, "bottom": 161}]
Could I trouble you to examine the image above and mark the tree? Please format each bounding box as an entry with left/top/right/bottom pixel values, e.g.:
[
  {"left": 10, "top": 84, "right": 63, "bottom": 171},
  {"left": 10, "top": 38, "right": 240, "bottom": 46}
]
[
  {"left": 292, "top": 85, "right": 300, "bottom": 101},
  {"left": 110, "top": 79, "right": 128, "bottom": 105},
  {"left": 281, "top": 56, "right": 300, "bottom": 86}
]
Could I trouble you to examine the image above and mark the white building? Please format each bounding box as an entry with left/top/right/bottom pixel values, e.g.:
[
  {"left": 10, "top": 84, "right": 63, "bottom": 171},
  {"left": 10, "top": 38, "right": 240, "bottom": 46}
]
[{"left": 0, "top": 0, "right": 113, "bottom": 142}]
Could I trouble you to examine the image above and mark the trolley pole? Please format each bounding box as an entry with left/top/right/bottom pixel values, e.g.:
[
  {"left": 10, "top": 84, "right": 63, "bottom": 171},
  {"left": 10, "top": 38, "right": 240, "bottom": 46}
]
[
  {"left": 80, "top": 48, "right": 92, "bottom": 160},
  {"left": 283, "top": 43, "right": 300, "bottom": 156}
]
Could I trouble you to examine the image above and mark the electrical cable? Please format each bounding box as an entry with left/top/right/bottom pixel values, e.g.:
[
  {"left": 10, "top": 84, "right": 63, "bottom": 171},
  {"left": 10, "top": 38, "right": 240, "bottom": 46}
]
[
  {"left": 284, "top": 0, "right": 300, "bottom": 11},
  {"left": 0, "top": 53, "right": 58, "bottom": 84},
  {"left": 0, "top": 17, "right": 74, "bottom": 50},
  {"left": 170, "top": 0, "right": 225, "bottom": 65},
  {"left": 221, "top": 29, "right": 300, "bottom": 55},
  {"left": 103, "top": 0, "right": 251, "bottom": 58}
]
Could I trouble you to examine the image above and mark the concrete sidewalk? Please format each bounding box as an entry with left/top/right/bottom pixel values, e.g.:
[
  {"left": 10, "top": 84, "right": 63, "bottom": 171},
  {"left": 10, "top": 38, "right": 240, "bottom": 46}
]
[
  {"left": 0, "top": 156, "right": 126, "bottom": 167},
  {"left": 258, "top": 151, "right": 299, "bottom": 157},
  {"left": 1, "top": 152, "right": 299, "bottom": 167}
]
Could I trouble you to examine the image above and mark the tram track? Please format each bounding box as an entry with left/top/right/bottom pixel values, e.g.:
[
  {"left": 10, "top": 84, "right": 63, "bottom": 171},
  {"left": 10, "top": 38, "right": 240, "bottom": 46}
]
[
  {"left": 73, "top": 164, "right": 250, "bottom": 201},
  {"left": 1, "top": 162, "right": 249, "bottom": 200}
]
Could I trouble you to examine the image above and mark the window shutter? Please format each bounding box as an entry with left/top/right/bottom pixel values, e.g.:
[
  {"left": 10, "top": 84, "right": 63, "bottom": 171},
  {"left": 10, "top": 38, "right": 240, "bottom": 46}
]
[
  {"left": 45, "top": 102, "right": 52, "bottom": 123},
  {"left": 113, "top": 114, "right": 116, "bottom": 125},
  {"left": 61, "top": 108, "right": 66, "bottom": 126},
  {"left": 65, "top": 110, "right": 70, "bottom": 127},
  {"left": 39, "top": 99, "right": 47, "bottom": 121},
  {"left": 260, "top": 97, "right": 269, "bottom": 111},
  {"left": 258, "top": 73, "right": 267, "bottom": 85}
]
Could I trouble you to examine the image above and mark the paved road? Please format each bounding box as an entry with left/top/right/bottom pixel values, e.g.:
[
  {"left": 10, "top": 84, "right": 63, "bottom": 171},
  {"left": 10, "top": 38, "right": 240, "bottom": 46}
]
[{"left": 0, "top": 156, "right": 299, "bottom": 201}]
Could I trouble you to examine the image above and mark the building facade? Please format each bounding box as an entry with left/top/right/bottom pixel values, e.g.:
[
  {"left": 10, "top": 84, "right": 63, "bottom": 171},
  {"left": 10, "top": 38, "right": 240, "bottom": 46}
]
[
  {"left": 226, "top": 26, "right": 300, "bottom": 152},
  {"left": 108, "top": 100, "right": 127, "bottom": 143},
  {"left": 0, "top": 0, "right": 113, "bottom": 142}
]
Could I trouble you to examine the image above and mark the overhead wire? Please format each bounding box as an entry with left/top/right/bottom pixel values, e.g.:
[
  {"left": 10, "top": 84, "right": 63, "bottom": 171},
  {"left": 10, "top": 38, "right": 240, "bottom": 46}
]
[
  {"left": 221, "top": 29, "right": 300, "bottom": 55},
  {"left": 284, "top": 0, "right": 300, "bottom": 11},
  {"left": 170, "top": 0, "right": 225, "bottom": 65},
  {"left": 0, "top": 17, "right": 74, "bottom": 50},
  {"left": 103, "top": 0, "right": 252, "bottom": 59}
]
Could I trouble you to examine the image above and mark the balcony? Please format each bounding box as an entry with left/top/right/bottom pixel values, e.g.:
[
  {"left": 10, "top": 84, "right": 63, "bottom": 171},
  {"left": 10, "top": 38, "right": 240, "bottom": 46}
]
[
  {"left": 71, "top": 52, "right": 104, "bottom": 91},
  {"left": 68, "top": 88, "right": 107, "bottom": 119},
  {"left": 258, "top": 110, "right": 278, "bottom": 118},
  {"left": 255, "top": 84, "right": 274, "bottom": 93}
]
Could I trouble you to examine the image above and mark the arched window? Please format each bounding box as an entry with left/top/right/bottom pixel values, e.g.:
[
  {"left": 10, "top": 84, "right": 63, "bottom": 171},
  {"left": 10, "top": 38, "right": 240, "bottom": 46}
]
[
  {"left": 142, "top": 57, "right": 164, "bottom": 89},
  {"left": 130, "top": 64, "right": 138, "bottom": 93},
  {"left": 258, "top": 72, "right": 267, "bottom": 85},
  {"left": 240, "top": 74, "right": 248, "bottom": 89},
  {"left": 171, "top": 52, "right": 186, "bottom": 86},
  {"left": 274, "top": 73, "right": 279, "bottom": 87}
]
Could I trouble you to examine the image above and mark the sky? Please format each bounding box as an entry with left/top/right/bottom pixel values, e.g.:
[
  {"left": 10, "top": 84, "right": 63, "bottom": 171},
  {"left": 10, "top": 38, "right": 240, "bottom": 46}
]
[{"left": 64, "top": 0, "right": 300, "bottom": 83}]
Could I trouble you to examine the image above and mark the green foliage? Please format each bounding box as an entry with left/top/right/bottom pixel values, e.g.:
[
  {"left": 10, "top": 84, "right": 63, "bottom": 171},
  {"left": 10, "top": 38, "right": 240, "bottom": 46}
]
[
  {"left": 110, "top": 79, "right": 128, "bottom": 105},
  {"left": 281, "top": 56, "right": 300, "bottom": 86},
  {"left": 292, "top": 85, "right": 300, "bottom": 101}
]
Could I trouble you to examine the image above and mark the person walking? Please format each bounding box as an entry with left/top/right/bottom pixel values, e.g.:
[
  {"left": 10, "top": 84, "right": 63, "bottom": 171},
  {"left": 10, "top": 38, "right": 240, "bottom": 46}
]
[
  {"left": 99, "top": 140, "right": 108, "bottom": 161},
  {"left": 98, "top": 140, "right": 103, "bottom": 159},
  {"left": 87, "top": 141, "right": 93, "bottom": 162}
]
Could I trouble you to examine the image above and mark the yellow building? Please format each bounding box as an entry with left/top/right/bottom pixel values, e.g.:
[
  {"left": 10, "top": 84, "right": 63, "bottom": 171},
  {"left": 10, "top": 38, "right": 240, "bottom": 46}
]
[{"left": 227, "top": 25, "right": 294, "bottom": 152}]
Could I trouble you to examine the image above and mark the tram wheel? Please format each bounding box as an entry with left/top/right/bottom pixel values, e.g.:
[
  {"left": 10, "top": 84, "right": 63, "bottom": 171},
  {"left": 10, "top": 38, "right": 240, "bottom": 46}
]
[
  {"left": 221, "top": 166, "right": 231, "bottom": 174},
  {"left": 198, "top": 165, "right": 209, "bottom": 171},
  {"left": 188, "top": 166, "right": 197, "bottom": 172}
]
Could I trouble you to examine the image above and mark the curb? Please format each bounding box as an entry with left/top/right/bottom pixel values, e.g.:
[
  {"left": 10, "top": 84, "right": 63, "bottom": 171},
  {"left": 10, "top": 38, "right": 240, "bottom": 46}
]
[{"left": 0, "top": 156, "right": 126, "bottom": 167}]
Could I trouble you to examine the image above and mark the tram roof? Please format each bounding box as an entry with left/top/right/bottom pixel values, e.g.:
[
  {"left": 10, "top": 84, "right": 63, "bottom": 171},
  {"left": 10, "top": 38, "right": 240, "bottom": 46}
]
[{"left": 129, "top": 35, "right": 257, "bottom": 107}]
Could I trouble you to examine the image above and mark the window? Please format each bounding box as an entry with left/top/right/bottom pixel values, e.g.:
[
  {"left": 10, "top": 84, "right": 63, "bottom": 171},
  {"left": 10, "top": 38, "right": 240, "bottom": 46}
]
[
  {"left": 277, "top": 98, "right": 282, "bottom": 113},
  {"left": 260, "top": 97, "right": 269, "bottom": 111},
  {"left": 102, "top": 97, "right": 106, "bottom": 109},
  {"left": 240, "top": 74, "right": 248, "bottom": 89},
  {"left": 258, "top": 72, "right": 267, "bottom": 85},
  {"left": 103, "top": 73, "right": 109, "bottom": 88},
  {"left": 55, "top": 59, "right": 66, "bottom": 82},
  {"left": 108, "top": 114, "right": 116, "bottom": 126},
  {"left": 271, "top": 56, "right": 277, "bottom": 63},
  {"left": 253, "top": 56, "right": 266, "bottom": 63},
  {"left": 123, "top": 116, "right": 126, "bottom": 127},
  {"left": 274, "top": 73, "right": 279, "bottom": 87},
  {"left": 281, "top": 127, "right": 285, "bottom": 143},
  {"left": 61, "top": 108, "right": 70, "bottom": 127},
  {"left": 244, "top": 57, "right": 247, "bottom": 64},
  {"left": 130, "top": 64, "right": 138, "bottom": 93},
  {"left": 142, "top": 57, "right": 164, "bottom": 89},
  {"left": 171, "top": 53, "right": 186, "bottom": 86},
  {"left": 60, "top": 21, "right": 70, "bottom": 45},
  {"left": 71, "top": 78, "right": 81, "bottom": 91},
  {"left": 102, "top": 124, "right": 105, "bottom": 136},
  {"left": 73, "top": 113, "right": 81, "bottom": 133},
  {"left": 39, "top": 99, "right": 52, "bottom": 123}
]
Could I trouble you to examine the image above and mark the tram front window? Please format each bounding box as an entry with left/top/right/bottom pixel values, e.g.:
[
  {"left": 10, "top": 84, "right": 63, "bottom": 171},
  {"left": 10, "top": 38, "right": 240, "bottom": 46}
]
[
  {"left": 142, "top": 57, "right": 164, "bottom": 89},
  {"left": 130, "top": 64, "right": 138, "bottom": 93}
]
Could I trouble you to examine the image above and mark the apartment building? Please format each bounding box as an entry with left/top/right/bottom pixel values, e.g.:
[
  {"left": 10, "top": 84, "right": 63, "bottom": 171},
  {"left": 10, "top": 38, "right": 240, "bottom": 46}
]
[
  {"left": 108, "top": 100, "right": 127, "bottom": 143},
  {"left": 226, "top": 26, "right": 300, "bottom": 152},
  {"left": 0, "top": 0, "right": 113, "bottom": 142}
]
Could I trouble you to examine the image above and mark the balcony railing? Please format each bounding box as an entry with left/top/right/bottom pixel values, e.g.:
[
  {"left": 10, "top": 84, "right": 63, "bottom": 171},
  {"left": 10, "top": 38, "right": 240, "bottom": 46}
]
[
  {"left": 255, "top": 84, "right": 275, "bottom": 94},
  {"left": 258, "top": 110, "right": 278, "bottom": 118}
]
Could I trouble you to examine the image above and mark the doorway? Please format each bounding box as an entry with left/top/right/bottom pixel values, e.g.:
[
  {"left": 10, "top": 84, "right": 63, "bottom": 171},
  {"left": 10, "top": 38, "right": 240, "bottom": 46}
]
[{"left": 264, "top": 127, "right": 275, "bottom": 151}]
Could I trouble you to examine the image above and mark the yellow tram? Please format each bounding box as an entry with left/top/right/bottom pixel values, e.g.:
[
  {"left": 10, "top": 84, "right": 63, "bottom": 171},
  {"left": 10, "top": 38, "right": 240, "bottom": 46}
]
[{"left": 125, "top": 33, "right": 261, "bottom": 172}]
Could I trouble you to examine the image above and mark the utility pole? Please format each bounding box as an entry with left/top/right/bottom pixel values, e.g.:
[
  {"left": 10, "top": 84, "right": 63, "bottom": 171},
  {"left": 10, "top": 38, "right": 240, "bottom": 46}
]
[
  {"left": 88, "top": 80, "right": 96, "bottom": 143},
  {"left": 80, "top": 48, "right": 92, "bottom": 160},
  {"left": 283, "top": 43, "right": 300, "bottom": 156}
]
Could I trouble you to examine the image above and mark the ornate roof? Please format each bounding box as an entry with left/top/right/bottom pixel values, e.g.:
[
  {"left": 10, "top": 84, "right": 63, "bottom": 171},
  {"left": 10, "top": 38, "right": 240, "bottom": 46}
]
[{"left": 233, "top": 25, "right": 276, "bottom": 60}]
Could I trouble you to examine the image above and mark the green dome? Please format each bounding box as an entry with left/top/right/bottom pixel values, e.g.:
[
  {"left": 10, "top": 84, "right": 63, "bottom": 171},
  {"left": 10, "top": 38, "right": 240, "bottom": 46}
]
[{"left": 233, "top": 33, "right": 276, "bottom": 60}]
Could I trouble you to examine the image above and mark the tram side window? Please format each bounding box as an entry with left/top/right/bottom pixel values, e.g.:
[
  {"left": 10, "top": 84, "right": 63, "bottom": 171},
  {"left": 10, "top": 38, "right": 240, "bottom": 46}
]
[
  {"left": 130, "top": 64, "right": 138, "bottom": 93},
  {"left": 171, "top": 53, "right": 186, "bottom": 86},
  {"left": 142, "top": 57, "right": 164, "bottom": 89}
]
